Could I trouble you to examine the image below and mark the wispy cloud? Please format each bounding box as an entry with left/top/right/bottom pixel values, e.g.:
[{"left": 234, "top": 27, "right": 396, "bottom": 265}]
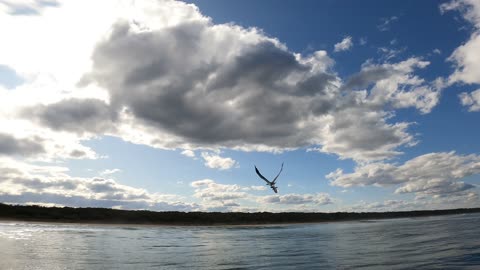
[
  {"left": 377, "top": 46, "right": 407, "bottom": 61},
  {"left": 377, "top": 16, "right": 399, "bottom": 31},
  {"left": 0, "top": 0, "right": 59, "bottom": 16},
  {"left": 359, "top": 37, "right": 368, "bottom": 46},
  {"left": 100, "top": 168, "right": 121, "bottom": 176},
  {"left": 334, "top": 36, "right": 353, "bottom": 52}
]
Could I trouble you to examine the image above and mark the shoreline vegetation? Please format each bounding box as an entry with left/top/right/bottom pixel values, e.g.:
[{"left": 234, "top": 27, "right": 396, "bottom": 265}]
[{"left": 1, "top": 203, "right": 480, "bottom": 226}]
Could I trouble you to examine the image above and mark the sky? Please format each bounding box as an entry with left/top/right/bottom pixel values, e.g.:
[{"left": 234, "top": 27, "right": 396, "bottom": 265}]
[{"left": 0, "top": 0, "right": 480, "bottom": 212}]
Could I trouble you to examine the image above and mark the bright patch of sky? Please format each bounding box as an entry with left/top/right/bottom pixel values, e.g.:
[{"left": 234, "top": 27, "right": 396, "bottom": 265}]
[{"left": 0, "top": 0, "right": 479, "bottom": 212}]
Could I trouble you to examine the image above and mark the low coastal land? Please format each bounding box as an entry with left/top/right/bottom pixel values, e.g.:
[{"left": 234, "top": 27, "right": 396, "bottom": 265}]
[{"left": 1, "top": 203, "right": 480, "bottom": 226}]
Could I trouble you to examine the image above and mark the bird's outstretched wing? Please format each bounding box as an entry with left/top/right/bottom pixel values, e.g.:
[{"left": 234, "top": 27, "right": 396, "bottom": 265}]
[
  {"left": 255, "top": 166, "right": 271, "bottom": 184},
  {"left": 272, "top": 162, "right": 284, "bottom": 184}
]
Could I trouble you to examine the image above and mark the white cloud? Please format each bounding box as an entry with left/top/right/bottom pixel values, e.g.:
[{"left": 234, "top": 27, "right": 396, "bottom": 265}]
[
  {"left": 334, "top": 36, "right": 353, "bottom": 52},
  {"left": 201, "top": 152, "right": 237, "bottom": 170},
  {"left": 248, "top": 185, "right": 267, "bottom": 191},
  {"left": 310, "top": 58, "right": 442, "bottom": 161},
  {"left": 100, "top": 168, "right": 121, "bottom": 176},
  {"left": 342, "top": 191, "right": 479, "bottom": 212},
  {"left": 259, "top": 193, "right": 332, "bottom": 206},
  {"left": 0, "top": 157, "right": 197, "bottom": 211},
  {"left": 448, "top": 34, "right": 480, "bottom": 84},
  {"left": 181, "top": 149, "right": 195, "bottom": 158},
  {"left": 343, "top": 58, "right": 440, "bottom": 113},
  {"left": 190, "top": 179, "right": 335, "bottom": 212},
  {"left": 345, "top": 199, "right": 421, "bottom": 212},
  {"left": 459, "top": 89, "right": 480, "bottom": 111},
  {"left": 328, "top": 151, "right": 480, "bottom": 199},
  {"left": 313, "top": 108, "right": 415, "bottom": 161},
  {"left": 440, "top": 0, "right": 480, "bottom": 29},
  {"left": 190, "top": 179, "right": 249, "bottom": 211},
  {"left": 441, "top": 0, "right": 480, "bottom": 85}
]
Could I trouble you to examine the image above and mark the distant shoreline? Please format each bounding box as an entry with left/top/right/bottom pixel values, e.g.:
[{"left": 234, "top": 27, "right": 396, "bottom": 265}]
[{"left": 1, "top": 203, "right": 479, "bottom": 226}]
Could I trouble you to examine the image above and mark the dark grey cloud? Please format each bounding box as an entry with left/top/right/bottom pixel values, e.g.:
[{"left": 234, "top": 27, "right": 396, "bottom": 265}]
[
  {"left": 70, "top": 149, "right": 88, "bottom": 158},
  {"left": 342, "top": 66, "right": 396, "bottom": 91},
  {"left": 24, "top": 98, "right": 115, "bottom": 134},
  {"left": 207, "top": 41, "right": 307, "bottom": 91},
  {"left": 12, "top": 176, "right": 77, "bottom": 191},
  {"left": 0, "top": 133, "right": 45, "bottom": 156}
]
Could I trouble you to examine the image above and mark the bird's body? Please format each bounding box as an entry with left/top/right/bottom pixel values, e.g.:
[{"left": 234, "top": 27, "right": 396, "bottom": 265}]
[{"left": 254, "top": 163, "right": 283, "bottom": 193}]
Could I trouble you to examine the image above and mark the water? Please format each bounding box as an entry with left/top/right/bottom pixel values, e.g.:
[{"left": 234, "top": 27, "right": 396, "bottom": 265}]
[{"left": 1, "top": 213, "right": 479, "bottom": 269}]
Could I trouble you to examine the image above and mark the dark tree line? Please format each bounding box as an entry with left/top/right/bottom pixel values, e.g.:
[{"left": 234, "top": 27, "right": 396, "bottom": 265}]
[{"left": 1, "top": 203, "right": 479, "bottom": 225}]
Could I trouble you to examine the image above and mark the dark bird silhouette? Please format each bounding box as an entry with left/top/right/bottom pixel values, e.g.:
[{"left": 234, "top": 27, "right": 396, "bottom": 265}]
[{"left": 254, "top": 163, "right": 283, "bottom": 193}]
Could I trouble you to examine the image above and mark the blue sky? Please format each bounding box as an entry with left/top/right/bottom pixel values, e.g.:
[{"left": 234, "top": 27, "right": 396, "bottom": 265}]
[{"left": 0, "top": 0, "right": 479, "bottom": 212}]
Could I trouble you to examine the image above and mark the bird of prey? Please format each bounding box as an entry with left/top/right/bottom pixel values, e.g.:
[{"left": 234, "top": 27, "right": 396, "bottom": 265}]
[{"left": 254, "top": 163, "right": 283, "bottom": 193}]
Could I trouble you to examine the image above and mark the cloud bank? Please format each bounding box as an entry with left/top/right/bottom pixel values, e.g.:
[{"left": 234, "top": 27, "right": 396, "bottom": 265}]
[{"left": 328, "top": 152, "right": 480, "bottom": 199}]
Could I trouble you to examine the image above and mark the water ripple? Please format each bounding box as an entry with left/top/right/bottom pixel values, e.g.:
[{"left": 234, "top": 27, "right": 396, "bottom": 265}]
[{"left": 1, "top": 214, "right": 480, "bottom": 269}]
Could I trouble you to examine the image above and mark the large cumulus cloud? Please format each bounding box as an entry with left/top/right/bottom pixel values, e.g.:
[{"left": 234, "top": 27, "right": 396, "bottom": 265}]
[
  {"left": 0, "top": 0, "right": 448, "bottom": 163},
  {"left": 81, "top": 20, "right": 338, "bottom": 150},
  {"left": 51, "top": 0, "right": 438, "bottom": 161}
]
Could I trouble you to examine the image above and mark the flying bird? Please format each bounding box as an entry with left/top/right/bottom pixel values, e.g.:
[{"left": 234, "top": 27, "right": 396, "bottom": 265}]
[{"left": 254, "top": 163, "right": 283, "bottom": 193}]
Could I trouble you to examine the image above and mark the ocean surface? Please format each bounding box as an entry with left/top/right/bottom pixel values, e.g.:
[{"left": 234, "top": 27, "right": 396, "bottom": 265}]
[{"left": 1, "top": 213, "right": 479, "bottom": 269}]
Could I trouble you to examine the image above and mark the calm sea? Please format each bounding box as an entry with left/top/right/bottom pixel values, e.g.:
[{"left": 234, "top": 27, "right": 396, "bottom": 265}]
[{"left": 1, "top": 213, "right": 479, "bottom": 269}]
